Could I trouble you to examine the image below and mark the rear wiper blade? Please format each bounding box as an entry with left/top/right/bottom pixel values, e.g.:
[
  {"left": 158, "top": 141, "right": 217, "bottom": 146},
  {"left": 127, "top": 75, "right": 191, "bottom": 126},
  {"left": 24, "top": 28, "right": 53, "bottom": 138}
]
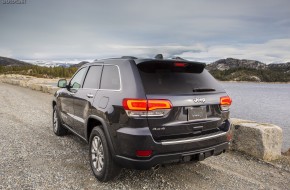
[{"left": 192, "top": 88, "right": 216, "bottom": 92}]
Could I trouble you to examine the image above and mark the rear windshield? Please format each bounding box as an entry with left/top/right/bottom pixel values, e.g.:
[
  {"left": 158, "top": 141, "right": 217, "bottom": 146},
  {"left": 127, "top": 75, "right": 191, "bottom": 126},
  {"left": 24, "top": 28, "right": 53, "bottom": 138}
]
[{"left": 137, "top": 61, "right": 224, "bottom": 95}]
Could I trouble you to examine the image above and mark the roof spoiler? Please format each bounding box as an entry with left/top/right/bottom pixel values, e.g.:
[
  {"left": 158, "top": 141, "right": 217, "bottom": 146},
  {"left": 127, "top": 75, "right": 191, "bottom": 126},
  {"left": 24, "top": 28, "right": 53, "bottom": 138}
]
[{"left": 121, "top": 56, "right": 137, "bottom": 59}]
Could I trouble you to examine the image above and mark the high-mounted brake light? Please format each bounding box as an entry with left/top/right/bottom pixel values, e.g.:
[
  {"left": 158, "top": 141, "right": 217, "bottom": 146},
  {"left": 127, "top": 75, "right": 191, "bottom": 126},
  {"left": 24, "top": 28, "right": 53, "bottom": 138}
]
[
  {"left": 174, "top": 62, "right": 187, "bottom": 67},
  {"left": 123, "top": 99, "right": 172, "bottom": 117},
  {"left": 220, "top": 96, "right": 232, "bottom": 111}
]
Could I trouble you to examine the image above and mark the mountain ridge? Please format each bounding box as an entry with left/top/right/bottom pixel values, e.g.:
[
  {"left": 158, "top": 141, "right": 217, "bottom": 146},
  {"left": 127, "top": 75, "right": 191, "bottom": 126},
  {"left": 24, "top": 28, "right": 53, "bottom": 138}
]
[
  {"left": 206, "top": 57, "right": 290, "bottom": 71},
  {"left": 1, "top": 56, "right": 290, "bottom": 82},
  {"left": 0, "top": 56, "right": 32, "bottom": 66},
  {"left": 206, "top": 58, "right": 290, "bottom": 82}
]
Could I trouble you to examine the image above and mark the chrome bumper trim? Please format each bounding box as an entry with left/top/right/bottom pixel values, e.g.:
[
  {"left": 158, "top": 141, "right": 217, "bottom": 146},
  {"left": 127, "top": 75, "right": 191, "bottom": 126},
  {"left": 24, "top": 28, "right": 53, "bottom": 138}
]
[{"left": 161, "top": 132, "right": 227, "bottom": 145}]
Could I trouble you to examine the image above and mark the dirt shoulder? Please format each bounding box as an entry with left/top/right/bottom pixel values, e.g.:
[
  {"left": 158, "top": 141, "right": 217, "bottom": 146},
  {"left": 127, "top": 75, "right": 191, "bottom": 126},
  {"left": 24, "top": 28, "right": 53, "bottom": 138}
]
[{"left": 0, "top": 82, "right": 289, "bottom": 189}]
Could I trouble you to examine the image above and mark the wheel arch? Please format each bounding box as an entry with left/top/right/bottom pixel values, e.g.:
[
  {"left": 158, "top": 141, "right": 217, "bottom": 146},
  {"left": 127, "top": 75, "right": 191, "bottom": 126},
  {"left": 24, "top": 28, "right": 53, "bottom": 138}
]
[
  {"left": 85, "top": 115, "right": 116, "bottom": 156},
  {"left": 52, "top": 100, "right": 56, "bottom": 108}
]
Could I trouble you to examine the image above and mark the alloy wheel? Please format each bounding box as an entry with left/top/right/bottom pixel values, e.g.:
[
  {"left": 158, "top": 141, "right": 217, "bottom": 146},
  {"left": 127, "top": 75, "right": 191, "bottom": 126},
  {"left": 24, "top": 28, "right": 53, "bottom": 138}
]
[
  {"left": 53, "top": 110, "right": 58, "bottom": 133},
  {"left": 91, "top": 136, "right": 104, "bottom": 172}
]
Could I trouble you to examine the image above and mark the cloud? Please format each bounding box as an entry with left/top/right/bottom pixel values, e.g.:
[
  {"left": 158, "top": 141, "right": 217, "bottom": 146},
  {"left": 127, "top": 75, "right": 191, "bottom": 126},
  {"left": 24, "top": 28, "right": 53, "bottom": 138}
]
[
  {"left": 176, "top": 39, "right": 290, "bottom": 63},
  {"left": 0, "top": 49, "right": 13, "bottom": 58},
  {"left": 17, "top": 39, "right": 290, "bottom": 64},
  {"left": 0, "top": 0, "right": 290, "bottom": 62}
]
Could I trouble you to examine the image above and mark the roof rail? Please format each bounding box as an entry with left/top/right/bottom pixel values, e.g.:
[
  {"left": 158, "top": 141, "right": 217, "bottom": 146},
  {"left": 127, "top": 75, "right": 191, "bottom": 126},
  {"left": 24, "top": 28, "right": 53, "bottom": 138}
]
[
  {"left": 154, "top": 54, "right": 163, "bottom": 59},
  {"left": 121, "top": 56, "right": 137, "bottom": 59}
]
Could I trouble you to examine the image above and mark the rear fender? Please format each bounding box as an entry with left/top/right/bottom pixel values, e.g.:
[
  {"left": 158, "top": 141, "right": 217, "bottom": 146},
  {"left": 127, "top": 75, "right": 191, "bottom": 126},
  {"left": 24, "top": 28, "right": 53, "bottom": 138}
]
[{"left": 85, "top": 115, "right": 116, "bottom": 156}]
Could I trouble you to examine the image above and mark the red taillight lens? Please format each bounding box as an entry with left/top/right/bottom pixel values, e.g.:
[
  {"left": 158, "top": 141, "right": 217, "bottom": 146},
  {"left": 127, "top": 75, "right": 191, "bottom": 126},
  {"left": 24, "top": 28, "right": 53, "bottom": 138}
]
[
  {"left": 148, "top": 100, "right": 172, "bottom": 111},
  {"left": 123, "top": 99, "right": 172, "bottom": 111},
  {"left": 220, "top": 96, "right": 232, "bottom": 105},
  {"left": 136, "top": 150, "right": 152, "bottom": 157},
  {"left": 123, "top": 99, "right": 172, "bottom": 117},
  {"left": 122, "top": 99, "right": 147, "bottom": 111},
  {"left": 220, "top": 96, "right": 232, "bottom": 111}
]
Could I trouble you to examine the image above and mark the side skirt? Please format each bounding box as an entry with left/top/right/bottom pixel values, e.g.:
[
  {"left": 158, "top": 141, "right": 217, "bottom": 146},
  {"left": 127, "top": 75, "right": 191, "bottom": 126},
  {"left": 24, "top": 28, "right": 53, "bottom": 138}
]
[{"left": 63, "top": 123, "right": 88, "bottom": 143}]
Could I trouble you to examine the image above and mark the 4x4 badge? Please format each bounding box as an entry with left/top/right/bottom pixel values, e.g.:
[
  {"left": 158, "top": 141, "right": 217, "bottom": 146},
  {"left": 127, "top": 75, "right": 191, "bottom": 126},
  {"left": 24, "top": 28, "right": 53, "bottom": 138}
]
[{"left": 193, "top": 98, "right": 206, "bottom": 103}]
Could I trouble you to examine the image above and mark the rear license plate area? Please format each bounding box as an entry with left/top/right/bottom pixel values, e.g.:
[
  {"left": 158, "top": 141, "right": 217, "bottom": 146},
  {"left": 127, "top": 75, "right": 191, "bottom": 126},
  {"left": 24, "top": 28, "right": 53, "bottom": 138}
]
[{"left": 188, "top": 106, "right": 207, "bottom": 121}]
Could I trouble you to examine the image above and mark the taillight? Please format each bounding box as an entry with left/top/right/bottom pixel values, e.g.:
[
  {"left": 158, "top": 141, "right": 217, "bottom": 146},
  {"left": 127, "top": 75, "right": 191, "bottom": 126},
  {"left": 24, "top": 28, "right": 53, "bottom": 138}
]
[
  {"left": 123, "top": 99, "right": 172, "bottom": 117},
  {"left": 148, "top": 100, "right": 172, "bottom": 111},
  {"left": 122, "top": 99, "right": 147, "bottom": 111},
  {"left": 220, "top": 96, "right": 232, "bottom": 111}
]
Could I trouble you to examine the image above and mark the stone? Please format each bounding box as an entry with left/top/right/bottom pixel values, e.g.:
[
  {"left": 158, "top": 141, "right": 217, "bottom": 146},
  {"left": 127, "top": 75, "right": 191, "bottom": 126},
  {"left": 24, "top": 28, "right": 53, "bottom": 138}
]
[
  {"left": 230, "top": 118, "right": 282, "bottom": 161},
  {"left": 282, "top": 148, "right": 290, "bottom": 156},
  {"left": 19, "top": 80, "right": 28, "bottom": 87},
  {"left": 48, "top": 86, "right": 59, "bottom": 94},
  {"left": 28, "top": 83, "right": 36, "bottom": 90},
  {"left": 42, "top": 85, "right": 50, "bottom": 93},
  {"left": 35, "top": 84, "right": 42, "bottom": 91}
]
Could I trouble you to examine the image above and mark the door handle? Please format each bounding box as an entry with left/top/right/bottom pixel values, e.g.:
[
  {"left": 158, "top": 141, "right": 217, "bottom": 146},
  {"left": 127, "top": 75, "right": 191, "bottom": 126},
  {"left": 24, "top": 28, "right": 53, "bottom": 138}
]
[{"left": 87, "top": 93, "right": 94, "bottom": 98}]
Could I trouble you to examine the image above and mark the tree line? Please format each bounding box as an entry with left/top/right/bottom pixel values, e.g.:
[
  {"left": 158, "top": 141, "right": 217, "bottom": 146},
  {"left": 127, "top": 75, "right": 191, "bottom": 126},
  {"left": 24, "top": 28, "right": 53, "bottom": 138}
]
[
  {"left": 0, "top": 65, "right": 78, "bottom": 78},
  {"left": 1, "top": 65, "right": 290, "bottom": 82}
]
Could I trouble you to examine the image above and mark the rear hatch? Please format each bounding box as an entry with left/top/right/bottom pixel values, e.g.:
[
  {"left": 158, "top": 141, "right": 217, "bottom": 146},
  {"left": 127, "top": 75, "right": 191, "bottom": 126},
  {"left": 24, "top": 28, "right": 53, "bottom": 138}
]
[{"left": 136, "top": 60, "right": 229, "bottom": 141}]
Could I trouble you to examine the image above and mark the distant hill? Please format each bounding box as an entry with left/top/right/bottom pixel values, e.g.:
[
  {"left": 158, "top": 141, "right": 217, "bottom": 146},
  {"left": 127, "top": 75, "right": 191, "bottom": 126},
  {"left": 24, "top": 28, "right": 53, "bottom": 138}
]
[
  {"left": 207, "top": 58, "right": 290, "bottom": 82},
  {"left": 73, "top": 61, "right": 90, "bottom": 68},
  {"left": 0, "top": 56, "right": 32, "bottom": 66},
  {"left": 206, "top": 58, "right": 267, "bottom": 71},
  {"left": 1, "top": 56, "right": 290, "bottom": 82},
  {"left": 268, "top": 62, "right": 290, "bottom": 71},
  {"left": 0, "top": 56, "right": 78, "bottom": 78}
]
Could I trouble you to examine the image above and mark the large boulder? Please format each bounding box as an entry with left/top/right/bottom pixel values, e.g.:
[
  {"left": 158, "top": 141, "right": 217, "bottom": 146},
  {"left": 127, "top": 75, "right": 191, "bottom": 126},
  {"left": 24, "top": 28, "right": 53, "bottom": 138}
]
[{"left": 230, "top": 119, "right": 283, "bottom": 161}]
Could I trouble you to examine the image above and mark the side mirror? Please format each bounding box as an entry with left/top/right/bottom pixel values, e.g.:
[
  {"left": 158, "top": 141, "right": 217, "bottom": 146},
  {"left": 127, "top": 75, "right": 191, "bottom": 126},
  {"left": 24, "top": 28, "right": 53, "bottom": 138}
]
[{"left": 57, "top": 79, "right": 67, "bottom": 88}]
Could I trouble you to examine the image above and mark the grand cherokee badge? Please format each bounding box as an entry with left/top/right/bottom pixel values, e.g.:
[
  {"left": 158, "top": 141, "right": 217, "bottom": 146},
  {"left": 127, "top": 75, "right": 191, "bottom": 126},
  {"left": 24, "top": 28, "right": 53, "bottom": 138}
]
[{"left": 193, "top": 98, "right": 206, "bottom": 103}]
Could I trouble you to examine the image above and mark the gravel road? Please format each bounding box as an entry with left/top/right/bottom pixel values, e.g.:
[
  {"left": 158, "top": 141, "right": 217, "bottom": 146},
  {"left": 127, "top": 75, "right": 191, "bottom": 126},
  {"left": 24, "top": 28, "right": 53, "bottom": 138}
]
[{"left": 0, "top": 82, "right": 289, "bottom": 190}]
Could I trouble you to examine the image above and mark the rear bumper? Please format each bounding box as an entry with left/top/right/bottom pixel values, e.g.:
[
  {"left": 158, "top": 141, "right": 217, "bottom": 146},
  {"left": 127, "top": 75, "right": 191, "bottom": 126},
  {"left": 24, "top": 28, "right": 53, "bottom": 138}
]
[
  {"left": 115, "top": 142, "right": 229, "bottom": 170},
  {"left": 113, "top": 121, "right": 231, "bottom": 169}
]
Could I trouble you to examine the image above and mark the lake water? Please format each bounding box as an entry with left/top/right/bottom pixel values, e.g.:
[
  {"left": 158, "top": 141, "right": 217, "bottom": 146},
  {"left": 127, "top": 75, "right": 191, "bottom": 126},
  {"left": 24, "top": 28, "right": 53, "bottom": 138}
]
[
  {"left": 49, "top": 81, "right": 290, "bottom": 151},
  {"left": 221, "top": 82, "right": 290, "bottom": 151}
]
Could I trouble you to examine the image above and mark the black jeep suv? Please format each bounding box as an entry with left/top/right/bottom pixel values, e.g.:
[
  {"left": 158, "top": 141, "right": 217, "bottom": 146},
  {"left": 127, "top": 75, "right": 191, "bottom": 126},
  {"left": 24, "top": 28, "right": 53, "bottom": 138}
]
[{"left": 52, "top": 55, "right": 232, "bottom": 182}]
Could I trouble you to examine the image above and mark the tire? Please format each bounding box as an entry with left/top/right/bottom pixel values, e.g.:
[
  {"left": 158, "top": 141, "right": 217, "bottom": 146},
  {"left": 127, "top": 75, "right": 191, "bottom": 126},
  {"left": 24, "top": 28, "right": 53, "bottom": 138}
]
[
  {"left": 89, "top": 126, "right": 121, "bottom": 182},
  {"left": 52, "top": 106, "right": 68, "bottom": 136}
]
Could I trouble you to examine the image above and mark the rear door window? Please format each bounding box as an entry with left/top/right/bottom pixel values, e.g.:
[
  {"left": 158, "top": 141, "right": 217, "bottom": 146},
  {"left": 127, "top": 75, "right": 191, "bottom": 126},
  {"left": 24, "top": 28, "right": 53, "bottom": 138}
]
[
  {"left": 100, "top": 65, "right": 121, "bottom": 90},
  {"left": 137, "top": 61, "right": 223, "bottom": 94},
  {"left": 83, "top": 65, "right": 103, "bottom": 89}
]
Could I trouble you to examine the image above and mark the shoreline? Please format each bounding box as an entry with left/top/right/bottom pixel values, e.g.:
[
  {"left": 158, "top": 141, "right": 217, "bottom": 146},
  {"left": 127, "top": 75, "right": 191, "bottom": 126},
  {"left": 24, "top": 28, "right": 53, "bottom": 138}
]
[{"left": 219, "top": 80, "right": 290, "bottom": 84}]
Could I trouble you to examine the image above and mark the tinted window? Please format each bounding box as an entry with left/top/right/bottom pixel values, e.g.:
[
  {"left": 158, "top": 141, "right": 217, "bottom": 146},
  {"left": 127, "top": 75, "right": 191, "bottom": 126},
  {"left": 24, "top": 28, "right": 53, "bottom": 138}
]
[
  {"left": 70, "top": 68, "right": 87, "bottom": 89},
  {"left": 138, "top": 61, "right": 224, "bottom": 95},
  {"left": 83, "top": 66, "right": 102, "bottom": 89},
  {"left": 100, "top": 65, "right": 120, "bottom": 90}
]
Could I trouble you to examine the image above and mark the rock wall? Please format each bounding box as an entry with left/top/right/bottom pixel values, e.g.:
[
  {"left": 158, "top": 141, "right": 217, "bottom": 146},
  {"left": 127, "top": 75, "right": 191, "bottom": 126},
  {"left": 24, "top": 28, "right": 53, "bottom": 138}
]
[{"left": 0, "top": 74, "right": 60, "bottom": 94}]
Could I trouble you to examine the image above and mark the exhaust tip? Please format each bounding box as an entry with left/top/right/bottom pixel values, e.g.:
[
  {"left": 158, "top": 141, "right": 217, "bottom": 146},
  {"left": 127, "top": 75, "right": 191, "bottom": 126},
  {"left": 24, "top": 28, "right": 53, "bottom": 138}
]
[{"left": 152, "top": 164, "right": 160, "bottom": 171}]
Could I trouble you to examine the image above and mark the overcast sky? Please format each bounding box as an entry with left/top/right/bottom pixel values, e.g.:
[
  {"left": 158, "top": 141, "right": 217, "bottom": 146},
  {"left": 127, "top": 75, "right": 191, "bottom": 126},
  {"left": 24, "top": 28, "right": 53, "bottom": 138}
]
[{"left": 0, "top": 0, "right": 290, "bottom": 63}]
